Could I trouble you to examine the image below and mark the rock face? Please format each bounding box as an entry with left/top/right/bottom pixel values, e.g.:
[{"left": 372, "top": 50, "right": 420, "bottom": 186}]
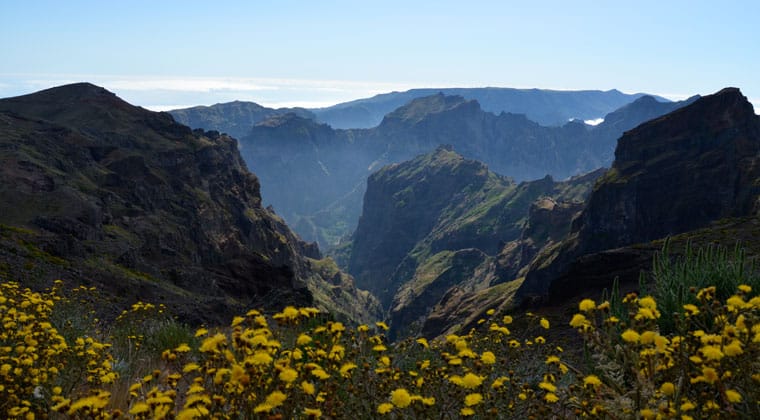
[
  {"left": 0, "top": 83, "right": 380, "bottom": 324},
  {"left": 237, "top": 93, "right": 694, "bottom": 247},
  {"left": 519, "top": 88, "right": 760, "bottom": 301},
  {"left": 346, "top": 146, "right": 601, "bottom": 338}
]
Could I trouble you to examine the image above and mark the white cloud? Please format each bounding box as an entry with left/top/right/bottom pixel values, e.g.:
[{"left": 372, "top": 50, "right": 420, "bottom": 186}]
[
  {"left": 584, "top": 118, "right": 604, "bottom": 126},
  {"left": 0, "top": 74, "right": 427, "bottom": 109}
]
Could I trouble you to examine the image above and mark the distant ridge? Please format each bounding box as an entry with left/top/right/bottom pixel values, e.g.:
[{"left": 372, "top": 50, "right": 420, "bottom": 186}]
[{"left": 310, "top": 87, "right": 670, "bottom": 128}]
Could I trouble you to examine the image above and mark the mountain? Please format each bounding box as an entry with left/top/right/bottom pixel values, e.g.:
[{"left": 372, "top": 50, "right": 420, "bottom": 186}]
[
  {"left": 345, "top": 146, "right": 602, "bottom": 338},
  {"left": 170, "top": 101, "right": 315, "bottom": 139},
  {"left": 517, "top": 87, "right": 760, "bottom": 301},
  {"left": 239, "top": 93, "right": 694, "bottom": 247},
  {"left": 0, "top": 83, "right": 380, "bottom": 325},
  {"left": 311, "top": 87, "right": 669, "bottom": 128}
]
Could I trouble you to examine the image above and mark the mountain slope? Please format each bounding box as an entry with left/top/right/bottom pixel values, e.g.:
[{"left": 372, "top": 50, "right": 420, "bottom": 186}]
[
  {"left": 0, "top": 83, "right": 380, "bottom": 324},
  {"left": 311, "top": 87, "right": 668, "bottom": 128},
  {"left": 345, "top": 146, "right": 602, "bottom": 338},
  {"left": 518, "top": 87, "right": 760, "bottom": 301}
]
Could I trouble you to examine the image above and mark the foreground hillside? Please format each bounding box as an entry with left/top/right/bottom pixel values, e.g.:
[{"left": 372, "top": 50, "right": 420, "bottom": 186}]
[{"left": 0, "top": 83, "right": 380, "bottom": 325}]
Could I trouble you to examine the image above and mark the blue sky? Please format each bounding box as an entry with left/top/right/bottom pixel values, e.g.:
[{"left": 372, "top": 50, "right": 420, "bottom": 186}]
[{"left": 1, "top": 1, "right": 758, "bottom": 112}]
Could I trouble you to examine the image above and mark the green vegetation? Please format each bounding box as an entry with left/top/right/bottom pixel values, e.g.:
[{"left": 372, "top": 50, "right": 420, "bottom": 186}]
[{"left": 644, "top": 241, "right": 760, "bottom": 334}]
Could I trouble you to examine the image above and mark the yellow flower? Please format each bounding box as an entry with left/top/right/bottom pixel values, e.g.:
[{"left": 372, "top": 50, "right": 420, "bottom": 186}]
[
  {"left": 724, "top": 340, "right": 743, "bottom": 356},
  {"left": 638, "top": 296, "right": 656, "bottom": 310},
  {"left": 263, "top": 391, "right": 287, "bottom": 407},
  {"left": 377, "top": 403, "right": 394, "bottom": 414},
  {"left": 502, "top": 315, "right": 513, "bottom": 324},
  {"left": 279, "top": 367, "right": 298, "bottom": 383},
  {"left": 231, "top": 316, "right": 245, "bottom": 327},
  {"left": 194, "top": 327, "right": 208, "bottom": 337},
  {"left": 422, "top": 397, "right": 435, "bottom": 406},
  {"left": 683, "top": 304, "right": 700, "bottom": 316},
  {"left": 621, "top": 329, "right": 640, "bottom": 343},
  {"left": 480, "top": 351, "right": 496, "bottom": 364},
  {"left": 376, "top": 321, "right": 390, "bottom": 331},
  {"left": 725, "top": 389, "right": 742, "bottom": 403},
  {"left": 539, "top": 381, "right": 557, "bottom": 393},
  {"left": 460, "top": 407, "right": 475, "bottom": 416},
  {"left": 659, "top": 382, "right": 675, "bottom": 396},
  {"left": 129, "top": 402, "right": 150, "bottom": 415},
  {"left": 738, "top": 284, "right": 752, "bottom": 293},
  {"left": 303, "top": 407, "right": 322, "bottom": 418},
  {"left": 330, "top": 322, "right": 345, "bottom": 333},
  {"left": 544, "top": 393, "right": 559, "bottom": 403},
  {"left": 461, "top": 372, "right": 484, "bottom": 388},
  {"left": 464, "top": 393, "right": 483, "bottom": 406},
  {"left": 486, "top": 308, "right": 495, "bottom": 315},
  {"left": 640, "top": 408, "right": 656, "bottom": 419},
  {"left": 296, "top": 334, "right": 312, "bottom": 346},
  {"left": 416, "top": 337, "right": 429, "bottom": 348},
  {"left": 640, "top": 330, "right": 657, "bottom": 345},
  {"left": 390, "top": 388, "right": 412, "bottom": 408},
  {"left": 301, "top": 381, "right": 315, "bottom": 395},
  {"left": 569, "top": 313, "right": 587, "bottom": 328},
  {"left": 540, "top": 318, "right": 550, "bottom": 329},
  {"left": 250, "top": 351, "right": 273, "bottom": 365},
  {"left": 339, "top": 362, "right": 357, "bottom": 377},
  {"left": 579, "top": 299, "right": 596, "bottom": 312},
  {"left": 701, "top": 345, "right": 724, "bottom": 361},
  {"left": 174, "top": 343, "right": 191, "bottom": 353},
  {"left": 583, "top": 375, "right": 601, "bottom": 388},
  {"left": 199, "top": 333, "right": 226, "bottom": 353}
]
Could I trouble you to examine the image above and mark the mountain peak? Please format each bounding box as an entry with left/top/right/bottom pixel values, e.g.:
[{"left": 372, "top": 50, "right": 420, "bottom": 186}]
[
  {"left": 10, "top": 82, "right": 120, "bottom": 103},
  {"left": 380, "top": 93, "right": 475, "bottom": 126}
]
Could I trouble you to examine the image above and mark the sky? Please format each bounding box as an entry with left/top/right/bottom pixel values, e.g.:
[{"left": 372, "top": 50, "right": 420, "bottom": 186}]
[{"left": 1, "top": 1, "right": 758, "bottom": 112}]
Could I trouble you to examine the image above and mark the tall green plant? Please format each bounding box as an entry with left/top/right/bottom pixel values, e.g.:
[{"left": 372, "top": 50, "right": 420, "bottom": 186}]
[{"left": 644, "top": 239, "right": 759, "bottom": 333}]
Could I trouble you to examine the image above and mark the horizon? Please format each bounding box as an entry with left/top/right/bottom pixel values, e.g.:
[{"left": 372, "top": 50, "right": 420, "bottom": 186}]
[{"left": 1, "top": 1, "right": 759, "bottom": 113}]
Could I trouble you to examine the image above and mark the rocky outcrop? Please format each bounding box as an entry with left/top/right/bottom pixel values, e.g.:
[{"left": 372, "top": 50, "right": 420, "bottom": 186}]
[
  {"left": 519, "top": 88, "right": 760, "bottom": 301},
  {"left": 346, "top": 146, "right": 601, "bottom": 338},
  {"left": 0, "top": 83, "right": 380, "bottom": 325}
]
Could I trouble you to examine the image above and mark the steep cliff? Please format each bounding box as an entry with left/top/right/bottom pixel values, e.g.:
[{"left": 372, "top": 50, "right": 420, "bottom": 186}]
[
  {"left": 0, "top": 83, "right": 380, "bottom": 324},
  {"left": 519, "top": 88, "right": 760, "bottom": 300}
]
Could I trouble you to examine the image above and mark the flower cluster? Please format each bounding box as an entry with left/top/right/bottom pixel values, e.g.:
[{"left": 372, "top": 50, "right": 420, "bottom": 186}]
[
  {"left": 3, "top": 280, "right": 760, "bottom": 418},
  {"left": 567, "top": 286, "right": 760, "bottom": 418},
  {"left": 0, "top": 281, "right": 116, "bottom": 418}
]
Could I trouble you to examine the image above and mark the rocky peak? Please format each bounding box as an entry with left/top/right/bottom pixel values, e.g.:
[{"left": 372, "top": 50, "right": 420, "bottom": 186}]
[
  {"left": 0, "top": 83, "right": 379, "bottom": 325},
  {"left": 379, "top": 93, "right": 475, "bottom": 127},
  {"left": 518, "top": 87, "right": 760, "bottom": 299}
]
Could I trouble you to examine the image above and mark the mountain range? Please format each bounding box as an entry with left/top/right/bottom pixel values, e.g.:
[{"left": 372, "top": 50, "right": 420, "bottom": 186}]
[
  {"left": 219, "top": 92, "right": 693, "bottom": 248},
  {"left": 2, "top": 83, "right": 759, "bottom": 344},
  {"left": 309, "top": 87, "right": 670, "bottom": 128},
  {"left": 342, "top": 87, "right": 760, "bottom": 338}
]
